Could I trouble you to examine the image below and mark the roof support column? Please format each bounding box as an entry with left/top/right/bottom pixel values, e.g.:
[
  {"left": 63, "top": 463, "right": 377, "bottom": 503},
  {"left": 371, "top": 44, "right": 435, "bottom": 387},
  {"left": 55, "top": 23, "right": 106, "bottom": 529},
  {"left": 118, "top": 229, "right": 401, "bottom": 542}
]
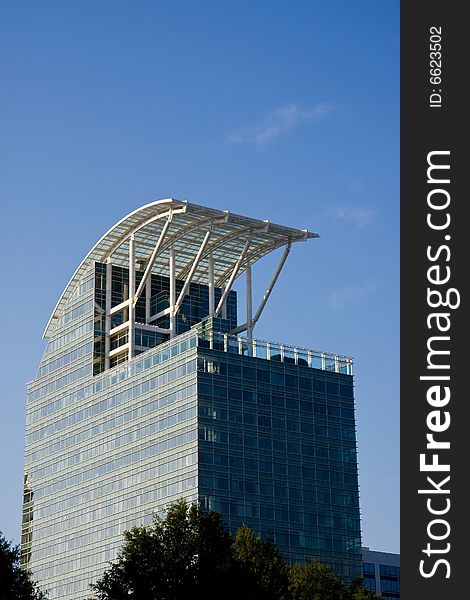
[
  {"left": 214, "top": 234, "right": 252, "bottom": 318},
  {"left": 208, "top": 255, "right": 215, "bottom": 317},
  {"left": 221, "top": 300, "right": 227, "bottom": 320},
  {"left": 145, "top": 278, "right": 151, "bottom": 324},
  {"left": 128, "top": 234, "right": 135, "bottom": 360},
  {"left": 228, "top": 242, "right": 291, "bottom": 336},
  {"left": 174, "top": 230, "right": 212, "bottom": 314},
  {"left": 252, "top": 242, "right": 291, "bottom": 325},
  {"left": 104, "top": 258, "right": 112, "bottom": 370},
  {"left": 246, "top": 265, "right": 253, "bottom": 343},
  {"left": 169, "top": 247, "right": 176, "bottom": 338},
  {"left": 133, "top": 214, "right": 173, "bottom": 307}
]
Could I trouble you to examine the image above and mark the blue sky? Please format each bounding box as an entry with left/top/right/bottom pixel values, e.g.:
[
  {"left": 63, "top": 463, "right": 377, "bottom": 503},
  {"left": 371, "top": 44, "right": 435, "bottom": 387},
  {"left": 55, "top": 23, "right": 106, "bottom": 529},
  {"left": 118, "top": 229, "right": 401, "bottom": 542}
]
[{"left": 0, "top": 1, "right": 399, "bottom": 554}]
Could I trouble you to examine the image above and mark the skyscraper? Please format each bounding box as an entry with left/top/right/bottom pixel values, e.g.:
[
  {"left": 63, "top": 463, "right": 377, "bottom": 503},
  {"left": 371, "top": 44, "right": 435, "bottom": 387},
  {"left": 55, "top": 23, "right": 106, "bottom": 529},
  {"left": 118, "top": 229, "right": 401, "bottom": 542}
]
[{"left": 22, "top": 199, "right": 361, "bottom": 599}]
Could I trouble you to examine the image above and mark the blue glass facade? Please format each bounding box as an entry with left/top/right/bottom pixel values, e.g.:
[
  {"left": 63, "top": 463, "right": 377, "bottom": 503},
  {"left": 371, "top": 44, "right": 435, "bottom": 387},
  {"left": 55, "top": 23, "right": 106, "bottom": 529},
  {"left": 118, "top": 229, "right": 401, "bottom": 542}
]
[{"left": 198, "top": 347, "right": 361, "bottom": 579}]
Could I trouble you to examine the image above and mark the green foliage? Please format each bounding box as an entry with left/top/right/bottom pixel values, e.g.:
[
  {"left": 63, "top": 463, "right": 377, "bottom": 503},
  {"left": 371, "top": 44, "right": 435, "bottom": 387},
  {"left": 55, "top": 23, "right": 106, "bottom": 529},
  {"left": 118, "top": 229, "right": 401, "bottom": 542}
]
[
  {"left": 90, "top": 500, "right": 380, "bottom": 600},
  {"left": 344, "top": 577, "right": 381, "bottom": 600},
  {"left": 0, "top": 532, "right": 47, "bottom": 600},
  {"left": 289, "top": 564, "right": 381, "bottom": 600},
  {"left": 90, "top": 499, "right": 236, "bottom": 600},
  {"left": 232, "top": 525, "right": 289, "bottom": 599},
  {"left": 289, "top": 559, "right": 345, "bottom": 600}
]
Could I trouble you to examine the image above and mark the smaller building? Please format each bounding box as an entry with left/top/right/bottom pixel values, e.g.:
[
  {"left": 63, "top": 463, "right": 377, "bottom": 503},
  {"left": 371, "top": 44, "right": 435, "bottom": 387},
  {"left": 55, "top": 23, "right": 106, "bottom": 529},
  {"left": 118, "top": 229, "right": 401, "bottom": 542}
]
[{"left": 362, "top": 547, "right": 400, "bottom": 599}]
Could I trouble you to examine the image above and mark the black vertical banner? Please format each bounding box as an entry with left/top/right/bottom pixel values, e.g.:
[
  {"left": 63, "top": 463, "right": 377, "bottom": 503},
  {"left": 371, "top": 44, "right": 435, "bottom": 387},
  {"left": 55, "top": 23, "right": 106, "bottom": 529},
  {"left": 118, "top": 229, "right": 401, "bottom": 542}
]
[{"left": 401, "top": 3, "right": 468, "bottom": 599}]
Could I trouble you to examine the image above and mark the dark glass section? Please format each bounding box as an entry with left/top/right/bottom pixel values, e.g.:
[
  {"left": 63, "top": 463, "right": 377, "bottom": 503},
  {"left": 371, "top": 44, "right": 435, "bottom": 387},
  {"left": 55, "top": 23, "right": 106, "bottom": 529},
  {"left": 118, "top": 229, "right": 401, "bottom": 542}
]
[
  {"left": 197, "top": 348, "right": 361, "bottom": 582},
  {"left": 380, "top": 564, "right": 400, "bottom": 578},
  {"left": 380, "top": 563, "right": 400, "bottom": 598},
  {"left": 364, "top": 576, "right": 376, "bottom": 591},
  {"left": 20, "top": 474, "right": 34, "bottom": 567},
  {"left": 363, "top": 562, "right": 375, "bottom": 575},
  {"left": 93, "top": 263, "right": 107, "bottom": 375},
  {"left": 148, "top": 274, "right": 237, "bottom": 335},
  {"left": 92, "top": 262, "right": 237, "bottom": 374}
]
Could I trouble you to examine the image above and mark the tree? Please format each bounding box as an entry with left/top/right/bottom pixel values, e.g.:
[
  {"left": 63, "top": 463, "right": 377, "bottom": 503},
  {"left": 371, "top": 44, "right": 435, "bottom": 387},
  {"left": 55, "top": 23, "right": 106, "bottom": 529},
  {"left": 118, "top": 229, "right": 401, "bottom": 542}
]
[
  {"left": 289, "top": 559, "right": 345, "bottom": 600},
  {"left": 289, "top": 560, "right": 380, "bottom": 600},
  {"left": 232, "top": 525, "right": 290, "bottom": 600},
  {"left": 90, "top": 499, "right": 238, "bottom": 600},
  {"left": 344, "top": 577, "right": 380, "bottom": 600},
  {"left": 0, "top": 532, "right": 47, "bottom": 600}
]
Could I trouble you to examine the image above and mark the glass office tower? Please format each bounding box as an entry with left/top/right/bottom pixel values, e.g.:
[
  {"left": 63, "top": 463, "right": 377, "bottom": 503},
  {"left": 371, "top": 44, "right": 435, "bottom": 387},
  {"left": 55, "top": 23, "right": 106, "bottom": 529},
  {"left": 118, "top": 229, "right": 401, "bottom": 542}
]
[{"left": 22, "top": 200, "right": 361, "bottom": 598}]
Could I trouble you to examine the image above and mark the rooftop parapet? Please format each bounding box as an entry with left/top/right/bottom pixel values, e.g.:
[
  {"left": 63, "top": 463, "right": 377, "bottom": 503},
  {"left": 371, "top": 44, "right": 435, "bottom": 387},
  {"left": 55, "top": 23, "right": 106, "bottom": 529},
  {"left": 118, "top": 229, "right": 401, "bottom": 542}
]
[{"left": 195, "top": 326, "right": 353, "bottom": 376}]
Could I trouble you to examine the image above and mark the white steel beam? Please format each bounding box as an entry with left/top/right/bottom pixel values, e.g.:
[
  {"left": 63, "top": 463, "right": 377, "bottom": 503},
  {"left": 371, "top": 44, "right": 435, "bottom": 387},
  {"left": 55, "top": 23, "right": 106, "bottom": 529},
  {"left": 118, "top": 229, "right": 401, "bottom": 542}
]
[
  {"left": 103, "top": 205, "right": 186, "bottom": 261},
  {"left": 133, "top": 215, "right": 172, "bottom": 307},
  {"left": 169, "top": 247, "right": 176, "bottom": 338},
  {"left": 145, "top": 278, "right": 151, "bottom": 323},
  {"left": 128, "top": 234, "right": 135, "bottom": 360},
  {"left": 155, "top": 215, "right": 229, "bottom": 276},
  {"left": 174, "top": 230, "right": 212, "bottom": 314},
  {"left": 110, "top": 321, "right": 130, "bottom": 336},
  {"left": 252, "top": 243, "right": 291, "bottom": 325},
  {"left": 104, "top": 259, "right": 112, "bottom": 370},
  {"left": 176, "top": 222, "right": 258, "bottom": 281},
  {"left": 110, "top": 299, "right": 130, "bottom": 316},
  {"left": 228, "top": 322, "right": 248, "bottom": 335},
  {"left": 135, "top": 322, "right": 170, "bottom": 334},
  {"left": 208, "top": 255, "right": 215, "bottom": 316},
  {"left": 216, "top": 236, "right": 292, "bottom": 288},
  {"left": 148, "top": 306, "right": 171, "bottom": 324},
  {"left": 131, "top": 206, "right": 185, "bottom": 236},
  {"left": 109, "top": 343, "right": 130, "bottom": 358},
  {"left": 228, "top": 243, "right": 291, "bottom": 336},
  {"left": 214, "top": 234, "right": 252, "bottom": 318},
  {"left": 246, "top": 265, "right": 253, "bottom": 340}
]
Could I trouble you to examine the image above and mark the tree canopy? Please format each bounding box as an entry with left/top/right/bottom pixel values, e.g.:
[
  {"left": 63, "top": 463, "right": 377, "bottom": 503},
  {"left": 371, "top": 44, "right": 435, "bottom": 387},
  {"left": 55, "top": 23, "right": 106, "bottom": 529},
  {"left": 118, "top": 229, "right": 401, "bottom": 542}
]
[
  {"left": 0, "top": 532, "right": 47, "bottom": 600},
  {"left": 90, "top": 500, "right": 238, "bottom": 600},
  {"left": 289, "top": 560, "right": 378, "bottom": 600},
  {"left": 232, "top": 525, "right": 290, "bottom": 599},
  {"left": 90, "top": 500, "right": 379, "bottom": 600}
]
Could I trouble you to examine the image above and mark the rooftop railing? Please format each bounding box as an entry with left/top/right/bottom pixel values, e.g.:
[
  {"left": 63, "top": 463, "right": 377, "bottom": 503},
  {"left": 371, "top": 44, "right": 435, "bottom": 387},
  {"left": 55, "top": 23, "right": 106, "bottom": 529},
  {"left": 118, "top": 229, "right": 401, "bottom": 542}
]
[{"left": 196, "top": 329, "right": 353, "bottom": 375}]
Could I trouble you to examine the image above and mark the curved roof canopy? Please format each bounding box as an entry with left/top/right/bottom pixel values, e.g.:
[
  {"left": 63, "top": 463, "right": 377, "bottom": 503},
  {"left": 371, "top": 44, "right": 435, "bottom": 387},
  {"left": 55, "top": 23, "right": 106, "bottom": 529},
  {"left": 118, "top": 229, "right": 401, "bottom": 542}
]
[{"left": 44, "top": 199, "right": 318, "bottom": 339}]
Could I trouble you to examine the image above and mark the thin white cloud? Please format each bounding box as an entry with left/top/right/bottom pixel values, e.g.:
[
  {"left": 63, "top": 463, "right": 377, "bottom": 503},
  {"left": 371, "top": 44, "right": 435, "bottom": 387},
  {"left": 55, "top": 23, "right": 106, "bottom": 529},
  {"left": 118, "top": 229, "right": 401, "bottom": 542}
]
[
  {"left": 325, "top": 283, "right": 378, "bottom": 309},
  {"left": 329, "top": 206, "right": 376, "bottom": 228},
  {"left": 228, "top": 103, "right": 333, "bottom": 147}
]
